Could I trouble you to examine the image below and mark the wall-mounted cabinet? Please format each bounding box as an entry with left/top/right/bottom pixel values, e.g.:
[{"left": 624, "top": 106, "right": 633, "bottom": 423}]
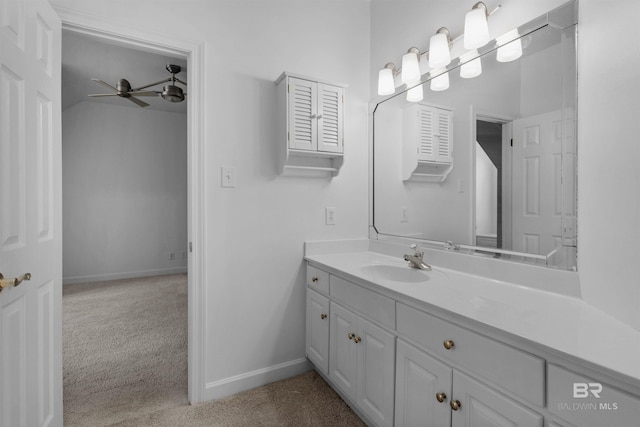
[
  {"left": 403, "top": 103, "right": 453, "bottom": 182},
  {"left": 275, "top": 72, "right": 345, "bottom": 176}
]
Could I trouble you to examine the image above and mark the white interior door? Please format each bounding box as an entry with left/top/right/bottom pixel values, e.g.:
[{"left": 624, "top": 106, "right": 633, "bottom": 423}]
[
  {"left": 0, "top": 0, "right": 62, "bottom": 426},
  {"left": 511, "top": 110, "right": 562, "bottom": 258}
]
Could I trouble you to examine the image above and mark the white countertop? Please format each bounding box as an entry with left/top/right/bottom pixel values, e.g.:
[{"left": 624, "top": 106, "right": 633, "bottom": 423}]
[{"left": 305, "top": 247, "right": 640, "bottom": 392}]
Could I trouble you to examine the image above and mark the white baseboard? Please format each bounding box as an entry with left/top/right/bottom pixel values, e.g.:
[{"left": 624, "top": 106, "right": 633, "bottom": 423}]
[
  {"left": 203, "top": 358, "right": 312, "bottom": 401},
  {"left": 63, "top": 267, "right": 188, "bottom": 285}
]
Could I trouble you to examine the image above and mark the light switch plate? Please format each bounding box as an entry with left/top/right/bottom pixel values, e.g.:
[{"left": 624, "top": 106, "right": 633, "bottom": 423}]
[{"left": 221, "top": 166, "right": 236, "bottom": 188}]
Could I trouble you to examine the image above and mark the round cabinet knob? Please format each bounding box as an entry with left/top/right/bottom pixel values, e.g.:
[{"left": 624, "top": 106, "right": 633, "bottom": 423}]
[
  {"left": 311, "top": 277, "right": 319, "bottom": 283},
  {"left": 436, "top": 392, "right": 447, "bottom": 403},
  {"left": 443, "top": 339, "right": 455, "bottom": 350},
  {"left": 353, "top": 336, "right": 361, "bottom": 344},
  {"left": 450, "top": 400, "right": 461, "bottom": 411},
  {"left": 320, "top": 313, "right": 327, "bottom": 320},
  {"left": 348, "top": 333, "right": 355, "bottom": 340}
]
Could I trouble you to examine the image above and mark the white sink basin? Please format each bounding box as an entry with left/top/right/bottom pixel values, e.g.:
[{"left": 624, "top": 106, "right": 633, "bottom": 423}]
[{"left": 360, "top": 264, "right": 442, "bottom": 283}]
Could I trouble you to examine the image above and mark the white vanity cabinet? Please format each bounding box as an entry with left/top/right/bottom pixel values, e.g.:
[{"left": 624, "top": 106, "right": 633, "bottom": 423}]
[
  {"left": 394, "top": 305, "right": 544, "bottom": 427},
  {"left": 329, "top": 301, "right": 396, "bottom": 427},
  {"left": 305, "top": 288, "right": 329, "bottom": 374},
  {"left": 275, "top": 72, "right": 345, "bottom": 175}
]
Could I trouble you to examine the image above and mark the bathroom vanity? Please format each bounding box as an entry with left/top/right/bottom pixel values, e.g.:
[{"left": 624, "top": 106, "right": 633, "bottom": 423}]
[{"left": 304, "top": 240, "right": 640, "bottom": 427}]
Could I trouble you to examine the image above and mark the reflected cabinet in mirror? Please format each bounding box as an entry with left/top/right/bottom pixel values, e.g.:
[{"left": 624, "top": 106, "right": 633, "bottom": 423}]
[{"left": 372, "top": 1, "right": 577, "bottom": 270}]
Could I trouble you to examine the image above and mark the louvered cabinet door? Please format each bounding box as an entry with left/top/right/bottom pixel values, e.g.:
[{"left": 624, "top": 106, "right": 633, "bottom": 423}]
[
  {"left": 435, "top": 109, "right": 453, "bottom": 163},
  {"left": 287, "top": 77, "right": 317, "bottom": 150},
  {"left": 417, "top": 106, "right": 436, "bottom": 161},
  {"left": 317, "top": 83, "right": 343, "bottom": 153}
]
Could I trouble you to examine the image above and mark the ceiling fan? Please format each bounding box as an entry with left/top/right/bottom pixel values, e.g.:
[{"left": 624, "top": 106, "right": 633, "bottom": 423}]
[{"left": 88, "top": 64, "right": 187, "bottom": 107}]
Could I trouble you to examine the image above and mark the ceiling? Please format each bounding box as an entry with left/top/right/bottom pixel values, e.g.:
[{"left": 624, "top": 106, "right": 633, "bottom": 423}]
[{"left": 62, "top": 30, "right": 188, "bottom": 114}]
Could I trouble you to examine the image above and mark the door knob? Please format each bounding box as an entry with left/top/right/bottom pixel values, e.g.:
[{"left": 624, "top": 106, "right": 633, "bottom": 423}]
[
  {"left": 450, "top": 400, "right": 461, "bottom": 411},
  {"left": 0, "top": 273, "right": 32, "bottom": 292},
  {"left": 436, "top": 392, "right": 447, "bottom": 403},
  {"left": 443, "top": 339, "right": 455, "bottom": 350}
]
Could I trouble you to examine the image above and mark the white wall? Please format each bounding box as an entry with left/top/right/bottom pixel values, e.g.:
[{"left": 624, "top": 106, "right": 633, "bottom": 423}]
[
  {"left": 62, "top": 101, "right": 188, "bottom": 283},
  {"left": 370, "top": 0, "right": 640, "bottom": 330},
  {"left": 51, "top": 0, "right": 371, "bottom": 398}
]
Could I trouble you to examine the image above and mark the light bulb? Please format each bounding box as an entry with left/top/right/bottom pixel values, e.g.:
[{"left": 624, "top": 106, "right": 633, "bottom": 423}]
[
  {"left": 496, "top": 30, "right": 522, "bottom": 62},
  {"left": 464, "top": 4, "right": 490, "bottom": 50},
  {"left": 377, "top": 64, "right": 395, "bottom": 96},
  {"left": 406, "top": 81, "right": 423, "bottom": 102},
  {"left": 460, "top": 50, "right": 482, "bottom": 79},
  {"left": 428, "top": 28, "right": 451, "bottom": 69},
  {"left": 430, "top": 69, "right": 449, "bottom": 92},
  {"left": 401, "top": 48, "right": 421, "bottom": 84}
]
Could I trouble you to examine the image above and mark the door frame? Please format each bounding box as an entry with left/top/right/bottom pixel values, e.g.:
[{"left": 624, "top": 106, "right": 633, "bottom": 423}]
[
  {"left": 471, "top": 109, "right": 514, "bottom": 250},
  {"left": 53, "top": 8, "right": 206, "bottom": 404}
]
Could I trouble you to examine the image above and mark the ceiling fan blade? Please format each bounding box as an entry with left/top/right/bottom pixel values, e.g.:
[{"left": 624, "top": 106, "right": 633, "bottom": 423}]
[
  {"left": 127, "top": 96, "right": 150, "bottom": 107},
  {"left": 132, "top": 78, "right": 171, "bottom": 91},
  {"left": 91, "top": 78, "right": 118, "bottom": 92},
  {"left": 88, "top": 93, "right": 119, "bottom": 97},
  {"left": 128, "top": 90, "right": 159, "bottom": 97}
]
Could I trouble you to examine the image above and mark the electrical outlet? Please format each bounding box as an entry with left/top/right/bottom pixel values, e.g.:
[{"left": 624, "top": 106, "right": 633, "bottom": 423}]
[
  {"left": 325, "top": 207, "right": 336, "bottom": 225},
  {"left": 169, "top": 252, "right": 176, "bottom": 260},
  {"left": 221, "top": 166, "right": 236, "bottom": 188},
  {"left": 401, "top": 207, "right": 409, "bottom": 222}
]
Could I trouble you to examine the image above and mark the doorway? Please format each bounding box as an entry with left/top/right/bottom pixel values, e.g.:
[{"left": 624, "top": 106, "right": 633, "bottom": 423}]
[
  {"left": 61, "top": 30, "right": 189, "bottom": 423},
  {"left": 58, "top": 15, "right": 205, "bottom": 406}
]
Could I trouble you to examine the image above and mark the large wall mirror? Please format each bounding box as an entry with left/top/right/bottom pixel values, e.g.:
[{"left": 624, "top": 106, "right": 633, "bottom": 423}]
[{"left": 372, "top": 1, "right": 577, "bottom": 270}]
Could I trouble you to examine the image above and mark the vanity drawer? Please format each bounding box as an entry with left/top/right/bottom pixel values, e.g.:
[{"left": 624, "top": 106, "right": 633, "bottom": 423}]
[
  {"left": 397, "top": 303, "right": 545, "bottom": 407},
  {"left": 330, "top": 275, "right": 395, "bottom": 330},
  {"left": 547, "top": 364, "right": 640, "bottom": 426},
  {"left": 307, "top": 265, "right": 329, "bottom": 294}
]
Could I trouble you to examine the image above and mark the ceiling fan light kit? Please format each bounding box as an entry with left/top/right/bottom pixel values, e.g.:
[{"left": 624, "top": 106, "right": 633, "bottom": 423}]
[{"left": 88, "top": 64, "right": 187, "bottom": 107}]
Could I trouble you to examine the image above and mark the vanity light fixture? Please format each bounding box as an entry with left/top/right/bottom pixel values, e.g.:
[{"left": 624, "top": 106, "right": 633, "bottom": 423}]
[
  {"left": 428, "top": 27, "right": 451, "bottom": 69},
  {"left": 430, "top": 69, "right": 450, "bottom": 92},
  {"left": 496, "top": 29, "right": 523, "bottom": 62},
  {"left": 464, "top": 2, "right": 490, "bottom": 50},
  {"left": 377, "top": 63, "right": 397, "bottom": 95},
  {"left": 459, "top": 50, "right": 482, "bottom": 78},
  {"left": 376, "top": 2, "right": 502, "bottom": 98},
  {"left": 401, "top": 47, "right": 422, "bottom": 84},
  {"left": 406, "top": 81, "right": 424, "bottom": 102}
]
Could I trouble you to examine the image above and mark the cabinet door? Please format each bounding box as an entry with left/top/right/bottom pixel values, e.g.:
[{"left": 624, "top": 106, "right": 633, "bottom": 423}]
[
  {"left": 306, "top": 289, "right": 330, "bottom": 374},
  {"left": 395, "top": 339, "right": 452, "bottom": 427},
  {"left": 317, "top": 83, "right": 344, "bottom": 153},
  {"left": 451, "top": 371, "right": 543, "bottom": 427},
  {"left": 416, "top": 105, "right": 436, "bottom": 161},
  {"left": 288, "top": 77, "right": 317, "bottom": 151},
  {"left": 435, "top": 108, "right": 453, "bottom": 163},
  {"left": 356, "top": 317, "right": 396, "bottom": 427},
  {"left": 330, "top": 302, "right": 358, "bottom": 400}
]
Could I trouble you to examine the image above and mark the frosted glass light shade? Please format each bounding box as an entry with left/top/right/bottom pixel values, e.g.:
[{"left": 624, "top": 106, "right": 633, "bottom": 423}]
[
  {"left": 377, "top": 67, "right": 395, "bottom": 95},
  {"left": 401, "top": 49, "right": 421, "bottom": 84},
  {"left": 430, "top": 69, "right": 449, "bottom": 92},
  {"left": 406, "top": 81, "right": 423, "bottom": 102},
  {"left": 460, "top": 50, "right": 482, "bottom": 79},
  {"left": 496, "top": 30, "right": 522, "bottom": 62},
  {"left": 464, "top": 7, "right": 490, "bottom": 50},
  {"left": 428, "top": 31, "right": 451, "bottom": 69}
]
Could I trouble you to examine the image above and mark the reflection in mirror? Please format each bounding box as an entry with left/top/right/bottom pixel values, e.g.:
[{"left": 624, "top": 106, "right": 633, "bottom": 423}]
[{"left": 372, "top": 2, "right": 577, "bottom": 270}]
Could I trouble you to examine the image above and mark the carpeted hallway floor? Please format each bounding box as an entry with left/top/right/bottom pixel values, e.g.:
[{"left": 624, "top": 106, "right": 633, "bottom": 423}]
[{"left": 63, "top": 274, "right": 365, "bottom": 426}]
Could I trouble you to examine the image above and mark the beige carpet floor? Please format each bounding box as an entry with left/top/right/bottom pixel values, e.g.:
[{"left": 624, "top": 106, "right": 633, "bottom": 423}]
[{"left": 63, "top": 274, "right": 364, "bottom": 426}]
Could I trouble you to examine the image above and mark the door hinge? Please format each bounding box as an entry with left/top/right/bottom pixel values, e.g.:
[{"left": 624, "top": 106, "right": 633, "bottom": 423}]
[
  {"left": 288, "top": 84, "right": 290, "bottom": 93},
  {"left": 510, "top": 138, "right": 513, "bottom": 147},
  {"left": 288, "top": 132, "right": 290, "bottom": 141},
  {"left": 189, "top": 242, "right": 193, "bottom": 253}
]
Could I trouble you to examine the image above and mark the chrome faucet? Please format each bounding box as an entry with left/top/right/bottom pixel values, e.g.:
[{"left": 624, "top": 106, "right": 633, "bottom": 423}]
[{"left": 404, "top": 244, "right": 432, "bottom": 271}]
